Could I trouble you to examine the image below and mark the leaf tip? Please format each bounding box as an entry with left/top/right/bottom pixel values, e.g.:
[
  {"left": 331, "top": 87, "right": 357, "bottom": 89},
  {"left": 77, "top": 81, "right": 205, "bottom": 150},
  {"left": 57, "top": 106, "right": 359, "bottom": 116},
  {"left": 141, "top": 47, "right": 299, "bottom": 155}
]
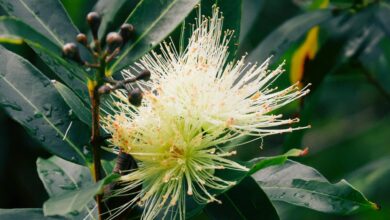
[
  {"left": 371, "top": 202, "right": 381, "bottom": 211},
  {"left": 299, "top": 147, "right": 309, "bottom": 156}
]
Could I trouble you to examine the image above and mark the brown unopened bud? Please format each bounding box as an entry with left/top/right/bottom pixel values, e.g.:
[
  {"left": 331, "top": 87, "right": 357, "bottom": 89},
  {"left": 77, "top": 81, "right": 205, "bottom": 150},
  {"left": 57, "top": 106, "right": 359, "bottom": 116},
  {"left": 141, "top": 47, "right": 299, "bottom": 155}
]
[
  {"left": 76, "top": 33, "right": 88, "bottom": 45},
  {"left": 87, "top": 12, "right": 101, "bottom": 39},
  {"left": 119, "top": 23, "right": 134, "bottom": 43},
  {"left": 98, "top": 85, "right": 112, "bottom": 94},
  {"left": 106, "top": 32, "right": 123, "bottom": 52},
  {"left": 62, "top": 43, "right": 83, "bottom": 64},
  {"left": 136, "top": 69, "right": 151, "bottom": 81},
  {"left": 128, "top": 88, "right": 142, "bottom": 106}
]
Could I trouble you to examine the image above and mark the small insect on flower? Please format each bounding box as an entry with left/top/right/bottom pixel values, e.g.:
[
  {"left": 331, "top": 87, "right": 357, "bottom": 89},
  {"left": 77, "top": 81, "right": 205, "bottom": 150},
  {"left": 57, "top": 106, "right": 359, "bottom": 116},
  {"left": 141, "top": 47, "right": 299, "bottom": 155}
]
[{"left": 102, "top": 5, "right": 310, "bottom": 220}]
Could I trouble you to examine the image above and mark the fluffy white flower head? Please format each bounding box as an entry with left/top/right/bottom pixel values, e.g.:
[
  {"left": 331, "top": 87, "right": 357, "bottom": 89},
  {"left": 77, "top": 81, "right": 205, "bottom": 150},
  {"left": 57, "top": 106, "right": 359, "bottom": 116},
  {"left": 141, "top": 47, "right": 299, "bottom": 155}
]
[{"left": 103, "top": 6, "right": 310, "bottom": 220}]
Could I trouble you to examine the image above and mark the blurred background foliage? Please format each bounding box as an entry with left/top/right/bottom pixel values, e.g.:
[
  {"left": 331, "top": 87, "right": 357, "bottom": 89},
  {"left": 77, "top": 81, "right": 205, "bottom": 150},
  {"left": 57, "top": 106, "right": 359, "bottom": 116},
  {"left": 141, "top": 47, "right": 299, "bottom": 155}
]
[{"left": 0, "top": 0, "right": 389, "bottom": 219}]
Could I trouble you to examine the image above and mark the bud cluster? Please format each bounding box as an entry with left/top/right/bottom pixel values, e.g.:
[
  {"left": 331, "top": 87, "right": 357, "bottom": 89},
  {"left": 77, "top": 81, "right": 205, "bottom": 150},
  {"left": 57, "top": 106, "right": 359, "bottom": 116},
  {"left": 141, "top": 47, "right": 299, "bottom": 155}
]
[
  {"left": 62, "top": 11, "right": 149, "bottom": 106},
  {"left": 62, "top": 11, "right": 135, "bottom": 65}
]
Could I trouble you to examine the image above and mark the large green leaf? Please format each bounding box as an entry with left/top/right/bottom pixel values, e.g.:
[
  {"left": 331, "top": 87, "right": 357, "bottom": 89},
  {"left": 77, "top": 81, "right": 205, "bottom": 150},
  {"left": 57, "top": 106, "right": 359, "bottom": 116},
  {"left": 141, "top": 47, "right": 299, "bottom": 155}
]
[
  {"left": 0, "top": 0, "right": 79, "bottom": 46},
  {"left": 93, "top": 0, "right": 140, "bottom": 40},
  {"left": 213, "top": 148, "right": 307, "bottom": 194},
  {"left": 0, "top": 209, "right": 65, "bottom": 220},
  {"left": 247, "top": 10, "right": 332, "bottom": 63},
  {"left": 44, "top": 173, "right": 119, "bottom": 216},
  {"left": 204, "top": 176, "right": 279, "bottom": 220},
  {"left": 107, "top": 0, "right": 200, "bottom": 76},
  {"left": 0, "top": 45, "right": 89, "bottom": 164},
  {"left": 37, "top": 156, "right": 97, "bottom": 219},
  {"left": 53, "top": 81, "right": 91, "bottom": 126},
  {"left": 253, "top": 160, "right": 379, "bottom": 215},
  {"left": 0, "top": 0, "right": 91, "bottom": 101},
  {"left": 0, "top": 17, "right": 58, "bottom": 52},
  {"left": 0, "top": 17, "right": 90, "bottom": 104}
]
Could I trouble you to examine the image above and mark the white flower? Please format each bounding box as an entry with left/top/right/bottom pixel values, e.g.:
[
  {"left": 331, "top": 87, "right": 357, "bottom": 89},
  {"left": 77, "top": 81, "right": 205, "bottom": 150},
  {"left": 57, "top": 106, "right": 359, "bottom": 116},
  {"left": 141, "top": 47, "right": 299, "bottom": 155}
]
[{"left": 102, "top": 6, "right": 310, "bottom": 220}]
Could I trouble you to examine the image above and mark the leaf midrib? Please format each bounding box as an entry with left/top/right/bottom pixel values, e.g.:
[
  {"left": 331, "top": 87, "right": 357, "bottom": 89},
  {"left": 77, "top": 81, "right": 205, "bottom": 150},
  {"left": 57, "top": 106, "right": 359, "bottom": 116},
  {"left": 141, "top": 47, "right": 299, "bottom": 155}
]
[
  {"left": 222, "top": 193, "right": 248, "bottom": 220},
  {"left": 1, "top": 75, "right": 86, "bottom": 163},
  {"left": 262, "top": 185, "right": 373, "bottom": 209},
  {"left": 19, "top": 0, "right": 64, "bottom": 46}
]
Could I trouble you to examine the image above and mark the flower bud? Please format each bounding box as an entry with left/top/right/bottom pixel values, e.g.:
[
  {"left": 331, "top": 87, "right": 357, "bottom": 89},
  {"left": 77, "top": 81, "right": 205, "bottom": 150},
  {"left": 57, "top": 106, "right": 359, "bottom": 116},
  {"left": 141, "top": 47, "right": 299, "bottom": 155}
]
[
  {"left": 106, "top": 32, "right": 123, "bottom": 52},
  {"left": 128, "top": 88, "right": 142, "bottom": 106},
  {"left": 76, "top": 33, "right": 88, "bottom": 45},
  {"left": 87, "top": 12, "right": 101, "bottom": 39},
  {"left": 98, "top": 85, "right": 112, "bottom": 94},
  {"left": 119, "top": 23, "right": 134, "bottom": 43},
  {"left": 62, "top": 43, "right": 83, "bottom": 64},
  {"left": 136, "top": 69, "right": 151, "bottom": 81}
]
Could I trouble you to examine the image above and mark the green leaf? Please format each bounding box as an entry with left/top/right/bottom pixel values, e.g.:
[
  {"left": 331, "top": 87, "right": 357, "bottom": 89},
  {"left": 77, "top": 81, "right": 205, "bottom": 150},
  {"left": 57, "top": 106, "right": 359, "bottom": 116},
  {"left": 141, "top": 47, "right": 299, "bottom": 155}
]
[
  {"left": 238, "top": 0, "right": 300, "bottom": 56},
  {"left": 0, "top": 209, "right": 65, "bottom": 220},
  {"left": 93, "top": 0, "right": 140, "bottom": 40},
  {"left": 0, "top": 0, "right": 79, "bottom": 46},
  {"left": 247, "top": 10, "right": 332, "bottom": 63},
  {"left": 206, "top": 148, "right": 308, "bottom": 202},
  {"left": 300, "top": 7, "right": 377, "bottom": 92},
  {"left": 37, "top": 156, "right": 92, "bottom": 196},
  {"left": 102, "top": 158, "right": 116, "bottom": 175},
  {"left": 0, "top": 17, "right": 59, "bottom": 52},
  {"left": 108, "top": 0, "right": 200, "bottom": 76},
  {"left": 253, "top": 160, "right": 379, "bottom": 215},
  {"left": 37, "top": 156, "right": 97, "bottom": 219},
  {"left": 0, "top": 45, "right": 89, "bottom": 164},
  {"left": 0, "top": 17, "right": 90, "bottom": 104},
  {"left": 375, "top": 2, "right": 390, "bottom": 36},
  {"left": 43, "top": 173, "right": 119, "bottom": 217},
  {"left": 248, "top": 148, "right": 308, "bottom": 175},
  {"left": 204, "top": 176, "right": 279, "bottom": 220},
  {"left": 60, "top": 0, "right": 95, "bottom": 32},
  {"left": 29, "top": 42, "right": 90, "bottom": 104},
  {"left": 53, "top": 81, "right": 91, "bottom": 126}
]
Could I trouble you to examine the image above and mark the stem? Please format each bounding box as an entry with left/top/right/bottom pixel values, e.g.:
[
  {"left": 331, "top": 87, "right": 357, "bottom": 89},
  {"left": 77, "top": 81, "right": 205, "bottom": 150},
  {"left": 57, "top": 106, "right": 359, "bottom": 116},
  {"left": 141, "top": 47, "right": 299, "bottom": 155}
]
[
  {"left": 90, "top": 56, "right": 106, "bottom": 220},
  {"left": 91, "top": 92, "right": 103, "bottom": 216},
  {"left": 90, "top": 87, "right": 104, "bottom": 220}
]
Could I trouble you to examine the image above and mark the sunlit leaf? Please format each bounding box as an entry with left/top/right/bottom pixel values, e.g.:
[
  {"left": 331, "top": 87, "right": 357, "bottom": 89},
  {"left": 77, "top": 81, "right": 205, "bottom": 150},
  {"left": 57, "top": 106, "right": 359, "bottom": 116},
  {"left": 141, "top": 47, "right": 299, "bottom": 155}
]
[
  {"left": 37, "top": 156, "right": 97, "bottom": 219},
  {"left": 44, "top": 173, "right": 119, "bottom": 217}
]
